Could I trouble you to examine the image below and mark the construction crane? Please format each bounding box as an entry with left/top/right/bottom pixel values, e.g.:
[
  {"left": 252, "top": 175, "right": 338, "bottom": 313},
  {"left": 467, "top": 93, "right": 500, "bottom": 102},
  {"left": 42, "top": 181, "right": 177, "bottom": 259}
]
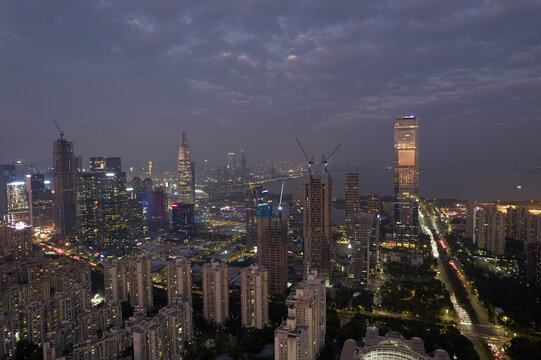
[
  {"left": 295, "top": 137, "right": 314, "bottom": 171},
  {"left": 53, "top": 119, "right": 64, "bottom": 139},
  {"left": 322, "top": 143, "right": 342, "bottom": 172}
]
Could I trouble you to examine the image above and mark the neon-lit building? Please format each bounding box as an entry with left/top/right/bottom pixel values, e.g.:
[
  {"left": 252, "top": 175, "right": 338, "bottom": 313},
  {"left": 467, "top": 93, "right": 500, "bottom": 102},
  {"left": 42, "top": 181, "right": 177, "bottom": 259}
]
[
  {"left": 6, "top": 181, "right": 29, "bottom": 224},
  {"left": 394, "top": 116, "right": 419, "bottom": 248}
]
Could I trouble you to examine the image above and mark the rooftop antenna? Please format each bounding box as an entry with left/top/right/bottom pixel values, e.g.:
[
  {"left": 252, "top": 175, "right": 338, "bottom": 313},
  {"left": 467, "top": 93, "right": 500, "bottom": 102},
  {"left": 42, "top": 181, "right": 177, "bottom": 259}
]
[
  {"left": 53, "top": 119, "right": 64, "bottom": 139},
  {"left": 322, "top": 143, "right": 342, "bottom": 172},
  {"left": 295, "top": 137, "right": 314, "bottom": 172}
]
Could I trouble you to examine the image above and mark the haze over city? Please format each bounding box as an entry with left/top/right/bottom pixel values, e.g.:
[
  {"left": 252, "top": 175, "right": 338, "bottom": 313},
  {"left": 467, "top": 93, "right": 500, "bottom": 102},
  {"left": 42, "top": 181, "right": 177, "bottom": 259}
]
[{"left": 1, "top": 0, "right": 541, "bottom": 170}]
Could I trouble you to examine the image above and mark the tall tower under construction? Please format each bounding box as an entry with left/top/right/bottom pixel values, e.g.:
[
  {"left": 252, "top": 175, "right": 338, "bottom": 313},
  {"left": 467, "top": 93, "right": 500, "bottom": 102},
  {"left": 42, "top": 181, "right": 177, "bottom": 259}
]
[{"left": 53, "top": 132, "right": 76, "bottom": 237}]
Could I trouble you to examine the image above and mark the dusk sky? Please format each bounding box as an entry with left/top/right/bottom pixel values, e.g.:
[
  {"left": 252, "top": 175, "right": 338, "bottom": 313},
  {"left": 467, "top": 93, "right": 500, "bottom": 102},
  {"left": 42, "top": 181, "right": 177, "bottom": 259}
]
[{"left": 1, "top": 0, "right": 540, "bottom": 169}]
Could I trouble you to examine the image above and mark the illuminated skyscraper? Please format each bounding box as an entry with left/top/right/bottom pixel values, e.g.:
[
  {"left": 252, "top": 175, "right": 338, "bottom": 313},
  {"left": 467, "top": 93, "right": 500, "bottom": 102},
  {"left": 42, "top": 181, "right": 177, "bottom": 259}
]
[
  {"left": 178, "top": 132, "right": 195, "bottom": 204},
  {"left": 303, "top": 167, "right": 332, "bottom": 276},
  {"left": 394, "top": 116, "right": 419, "bottom": 247},
  {"left": 53, "top": 136, "right": 77, "bottom": 237},
  {"left": 345, "top": 172, "right": 359, "bottom": 240},
  {"left": 76, "top": 168, "right": 128, "bottom": 254}
]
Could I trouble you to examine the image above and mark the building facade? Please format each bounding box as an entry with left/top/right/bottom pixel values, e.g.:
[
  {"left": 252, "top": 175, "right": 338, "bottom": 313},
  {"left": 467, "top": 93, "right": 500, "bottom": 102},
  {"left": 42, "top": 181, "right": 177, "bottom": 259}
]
[
  {"left": 303, "top": 169, "right": 333, "bottom": 276},
  {"left": 53, "top": 136, "right": 77, "bottom": 237},
  {"left": 241, "top": 264, "right": 269, "bottom": 329},
  {"left": 202, "top": 262, "right": 229, "bottom": 325}
]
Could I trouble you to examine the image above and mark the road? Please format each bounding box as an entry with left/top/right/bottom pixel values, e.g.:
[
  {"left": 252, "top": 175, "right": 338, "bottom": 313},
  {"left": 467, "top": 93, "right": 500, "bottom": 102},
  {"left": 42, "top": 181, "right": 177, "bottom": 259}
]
[{"left": 420, "top": 205, "right": 508, "bottom": 360}]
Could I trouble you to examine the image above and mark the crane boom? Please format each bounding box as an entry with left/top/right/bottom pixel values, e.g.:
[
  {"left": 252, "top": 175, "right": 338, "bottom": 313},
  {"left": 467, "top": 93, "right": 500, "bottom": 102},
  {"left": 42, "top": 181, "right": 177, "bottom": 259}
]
[
  {"left": 295, "top": 137, "right": 312, "bottom": 164},
  {"left": 326, "top": 143, "right": 342, "bottom": 163},
  {"left": 52, "top": 119, "right": 64, "bottom": 139}
]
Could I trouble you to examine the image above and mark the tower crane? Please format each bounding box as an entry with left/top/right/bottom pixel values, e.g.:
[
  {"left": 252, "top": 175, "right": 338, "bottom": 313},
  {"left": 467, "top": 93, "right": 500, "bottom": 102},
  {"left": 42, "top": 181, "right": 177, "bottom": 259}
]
[{"left": 53, "top": 119, "right": 64, "bottom": 139}]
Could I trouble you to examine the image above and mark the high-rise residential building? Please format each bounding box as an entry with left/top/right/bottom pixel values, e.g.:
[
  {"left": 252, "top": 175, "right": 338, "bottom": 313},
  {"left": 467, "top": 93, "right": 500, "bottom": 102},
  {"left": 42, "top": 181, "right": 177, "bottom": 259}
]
[
  {"left": 349, "top": 213, "right": 379, "bottom": 288},
  {"left": 127, "top": 296, "right": 192, "bottom": 360},
  {"left": 241, "top": 264, "right": 269, "bottom": 329},
  {"left": 178, "top": 132, "right": 195, "bottom": 204},
  {"left": 166, "top": 258, "right": 192, "bottom": 306},
  {"left": 53, "top": 135, "right": 77, "bottom": 237},
  {"left": 76, "top": 170, "right": 128, "bottom": 254},
  {"left": 0, "top": 224, "right": 33, "bottom": 262},
  {"left": 367, "top": 192, "right": 380, "bottom": 214},
  {"left": 286, "top": 271, "right": 326, "bottom": 360},
  {"left": 128, "top": 256, "right": 154, "bottom": 311},
  {"left": 257, "top": 203, "right": 288, "bottom": 295},
  {"left": 171, "top": 203, "right": 195, "bottom": 240},
  {"left": 104, "top": 259, "right": 129, "bottom": 304},
  {"left": 466, "top": 203, "right": 506, "bottom": 255},
  {"left": 26, "top": 173, "right": 54, "bottom": 229},
  {"left": 274, "top": 306, "right": 309, "bottom": 360},
  {"left": 506, "top": 206, "right": 529, "bottom": 242},
  {"left": 104, "top": 256, "right": 153, "bottom": 311},
  {"left": 202, "top": 262, "right": 229, "bottom": 325},
  {"left": 394, "top": 116, "right": 420, "bottom": 247},
  {"left": 345, "top": 172, "right": 360, "bottom": 241},
  {"left": 246, "top": 185, "right": 264, "bottom": 248},
  {"left": 303, "top": 167, "right": 333, "bottom": 276}
]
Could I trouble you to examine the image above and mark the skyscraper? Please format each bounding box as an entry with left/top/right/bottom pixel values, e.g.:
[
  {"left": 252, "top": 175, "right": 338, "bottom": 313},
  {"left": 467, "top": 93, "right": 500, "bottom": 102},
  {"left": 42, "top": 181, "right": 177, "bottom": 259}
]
[
  {"left": 345, "top": 172, "right": 360, "bottom": 241},
  {"left": 257, "top": 203, "right": 288, "bottom": 295},
  {"left": 53, "top": 135, "right": 77, "bottom": 237},
  {"left": 246, "top": 185, "right": 264, "bottom": 248},
  {"left": 349, "top": 213, "right": 379, "bottom": 288},
  {"left": 394, "top": 116, "right": 419, "bottom": 247},
  {"left": 303, "top": 167, "right": 333, "bottom": 276},
  {"left": 171, "top": 203, "right": 195, "bottom": 240},
  {"left": 178, "top": 132, "right": 195, "bottom": 204},
  {"left": 76, "top": 167, "right": 128, "bottom": 254},
  {"left": 240, "top": 264, "right": 269, "bottom": 329}
]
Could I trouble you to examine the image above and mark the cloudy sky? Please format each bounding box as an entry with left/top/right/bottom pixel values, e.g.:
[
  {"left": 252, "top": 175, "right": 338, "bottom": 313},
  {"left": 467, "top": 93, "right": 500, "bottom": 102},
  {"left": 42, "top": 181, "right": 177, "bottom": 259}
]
[{"left": 1, "top": 0, "right": 540, "bottom": 169}]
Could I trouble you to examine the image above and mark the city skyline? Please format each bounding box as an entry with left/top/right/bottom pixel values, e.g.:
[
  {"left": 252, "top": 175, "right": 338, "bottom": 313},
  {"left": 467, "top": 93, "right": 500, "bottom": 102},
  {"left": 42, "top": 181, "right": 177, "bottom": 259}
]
[{"left": 1, "top": 1, "right": 541, "bottom": 169}]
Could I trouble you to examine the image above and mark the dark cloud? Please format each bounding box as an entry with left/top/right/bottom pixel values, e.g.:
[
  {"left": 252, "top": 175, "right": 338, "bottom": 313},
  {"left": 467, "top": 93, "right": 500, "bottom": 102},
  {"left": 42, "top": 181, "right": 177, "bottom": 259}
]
[{"left": 1, "top": 0, "right": 540, "bottom": 169}]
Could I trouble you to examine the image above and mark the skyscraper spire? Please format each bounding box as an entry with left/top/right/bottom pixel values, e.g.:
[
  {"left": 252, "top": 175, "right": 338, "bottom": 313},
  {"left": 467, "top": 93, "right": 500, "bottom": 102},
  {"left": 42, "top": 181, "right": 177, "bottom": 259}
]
[{"left": 178, "top": 132, "right": 195, "bottom": 204}]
